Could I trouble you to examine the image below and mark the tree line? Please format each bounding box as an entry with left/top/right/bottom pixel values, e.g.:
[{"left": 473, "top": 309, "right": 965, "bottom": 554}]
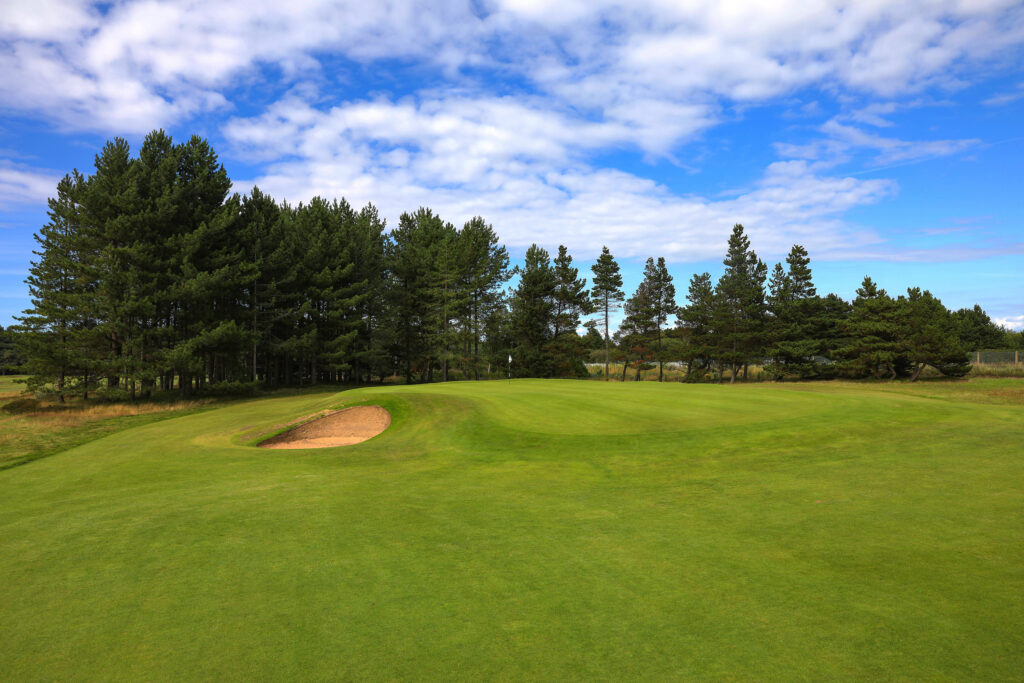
[{"left": 12, "top": 131, "right": 1021, "bottom": 397}]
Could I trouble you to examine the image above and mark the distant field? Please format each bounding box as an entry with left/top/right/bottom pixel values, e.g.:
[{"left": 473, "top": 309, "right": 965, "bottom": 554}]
[{"left": 1, "top": 379, "right": 1022, "bottom": 679}]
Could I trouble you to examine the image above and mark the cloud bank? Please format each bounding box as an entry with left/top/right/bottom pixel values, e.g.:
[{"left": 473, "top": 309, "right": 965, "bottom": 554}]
[{"left": 2, "top": 0, "right": 1021, "bottom": 259}]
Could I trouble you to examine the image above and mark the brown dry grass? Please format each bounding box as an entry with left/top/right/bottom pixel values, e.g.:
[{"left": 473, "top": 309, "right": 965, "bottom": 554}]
[
  {"left": 0, "top": 378, "right": 208, "bottom": 469},
  {"left": 13, "top": 400, "right": 202, "bottom": 424}
]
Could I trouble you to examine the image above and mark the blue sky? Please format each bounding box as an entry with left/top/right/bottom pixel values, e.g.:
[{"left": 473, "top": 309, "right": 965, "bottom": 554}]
[{"left": 1, "top": 0, "right": 1022, "bottom": 329}]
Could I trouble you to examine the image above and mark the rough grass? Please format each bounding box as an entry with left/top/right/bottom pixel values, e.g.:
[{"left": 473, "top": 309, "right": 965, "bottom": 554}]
[
  {"left": 0, "top": 376, "right": 207, "bottom": 470},
  {"left": 0, "top": 378, "right": 1022, "bottom": 680},
  {"left": 966, "top": 362, "right": 1024, "bottom": 377}
]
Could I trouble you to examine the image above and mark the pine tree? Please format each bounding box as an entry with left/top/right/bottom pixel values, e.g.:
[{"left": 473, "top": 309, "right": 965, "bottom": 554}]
[
  {"left": 900, "top": 288, "right": 970, "bottom": 381},
  {"left": 458, "top": 217, "right": 509, "bottom": 380},
  {"left": 386, "top": 208, "right": 457, "bottom": 383},
  {"left": 581, "top": 322, "right": 604, "bottom": 351},
  {"left": 766, "top": 244, "right": 825, "bottom": 379},
  {"left": 166, "top": 135, "right": 234, "bottom": 394},
  {"left": 590, "top": 246, "right": 624, "bottom": 380},
  {"left": 132, "top": 129, "right": 182, "bottom": 395},
  {"left": 0, "top": 326, "right": 25, "bottom": 374},
  {"left": 838, "top": 276, "right": 903, "bottom": 379},
  {"left": 677, "top": 272, "right": 716, "bottom": 379},
  {"left": 510, "top": 245, "right": 557, "bottom": 377},
  {"left": 239, "top": 186, "right": 282, "bottom": 383},
  {"left": 433, "top": 222, "right": 466, "bottom": 382},
  {"left": 767, "top": 262, "right": 790, "bottom": 307},
  {"left": 16, "top": 128, "right": 980, "bottom": 391},
  {"left": 549, "top": 245, "right": 592, "bottom": 377},
  {"left": 349, "top": 203, "right": 389, "bottom": 383},
  {"left": 263, "top": 202, "right": 308, "bottom": 386},
  {"left": 79, "top": 138, "right": 140, "bottom": 393},
  {"left": 17, "top": 172, "right": 94, "bottom": 399},
  {"left": 647, "top": 257, "right": 676, "bottom": 381},
  {"left": 952, "top": 305, "right": 1005, "bottom": 350},
  {"left": 786, "top": 245, "right": 815, "bottom": 298},
  {"left": 713, "top": 224, "right": 767, "bottom": 383},
  {"left": 619, "top": 275, "right": 657, "bottom": 380}
]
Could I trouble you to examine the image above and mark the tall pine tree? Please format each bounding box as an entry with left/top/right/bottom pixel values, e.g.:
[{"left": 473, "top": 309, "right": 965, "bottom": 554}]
[
  {"left": 590, "top": 246, "right": 624, "bottom": 380},
  {"left": 713, "top": 224, "right": 767, "bottom": 383},
  {"left": 510, "top": 245, "right": 557, "bottom": 377},
  {"left": 549, "top": 245, "right": 592, "bottom": 377},
  {"left": 677, "top": 272, "right": 716, "bottom": 379}
]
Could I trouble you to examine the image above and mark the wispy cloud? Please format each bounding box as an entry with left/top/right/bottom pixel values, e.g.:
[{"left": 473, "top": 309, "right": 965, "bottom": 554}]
[
  {"left": 225, "top": 94, "right": 893, "bottom": 260},
  {"left": 775, "top": 115, "right": 979, "bottom": 172},
  {"left": 982, "top": 82, "right": 1024, "bottom": 105},
  {"left": 827, "top": 243, "right": 1024, "bottom": 263},
  {"left": 2, "top": 0, "right": 1023, "bottom": 273},
  {"left": 0, "top": 161, "right": 58, "bottom": 208},
  {"left": 1, "top": 0, "right": 1023, "bottom": 142}
]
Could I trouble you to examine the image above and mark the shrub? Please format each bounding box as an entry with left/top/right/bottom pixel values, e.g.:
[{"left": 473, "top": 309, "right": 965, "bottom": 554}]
[{"left": 202, "top": 381, "right": 261, "bottom": 397}]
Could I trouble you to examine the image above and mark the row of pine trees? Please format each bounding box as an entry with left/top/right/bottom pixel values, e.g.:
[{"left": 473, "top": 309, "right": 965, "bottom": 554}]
[{"left": 14, "top": 131, "right": 1016, "bottom": 397}]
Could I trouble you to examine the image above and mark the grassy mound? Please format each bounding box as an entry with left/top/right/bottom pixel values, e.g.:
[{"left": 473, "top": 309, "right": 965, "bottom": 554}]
[{"left": 0, "top": 379, "right": 1021, "bottom": 679}]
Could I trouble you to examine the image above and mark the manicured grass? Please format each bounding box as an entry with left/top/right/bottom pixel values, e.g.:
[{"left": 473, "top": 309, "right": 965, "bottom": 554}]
[{"left": 0, "top": 379, "right": 1021, "bottom": 679}]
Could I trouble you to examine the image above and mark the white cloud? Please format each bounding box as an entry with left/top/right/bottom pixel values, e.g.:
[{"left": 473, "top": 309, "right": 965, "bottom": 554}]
[
  {"left": 2, "top": 1, "right": 1020, "bottom": 267},
  {"left": 0, "top": 0, "right": 485, "bottom": 132},
  {"left": 0, "top": 0, "right": 97, "bottom": 41},
  {"left": 982, "top": 82, "right": 1024, "bottom": 105},
  {"left": 1, "top": 0, "right": 1022, "bottom": 143},
  {"left": 225, "top": 95, "right": 893, "bottom": 261},
  {"left": 820, "top": 120, "right": 979, "bottom": 164},
  {"left": 775, "top": 114, "right": 979, "bottom": 170},
  {"left": 0, "top": 162, "right": 59, "bottom": 209},
  {"left": 993, "top": 315, "right": 1024, "bottom": 331}
]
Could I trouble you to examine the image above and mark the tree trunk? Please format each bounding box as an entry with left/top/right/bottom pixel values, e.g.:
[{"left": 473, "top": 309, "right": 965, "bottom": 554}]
[
  {"left": 604, "top": 300, "right": 610, "bottom": 380},
  {"left": 909, "top": 362, "right": 924, "bottom": 382}
]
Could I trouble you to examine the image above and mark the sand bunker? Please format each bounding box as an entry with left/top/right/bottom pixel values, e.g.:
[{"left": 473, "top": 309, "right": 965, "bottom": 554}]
[{"left": 259, "top": 406, "right": 391, "bottom": 449}]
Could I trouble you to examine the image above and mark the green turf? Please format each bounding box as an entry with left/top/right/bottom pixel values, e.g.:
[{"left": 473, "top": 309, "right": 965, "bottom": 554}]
[{"left": 1, "top": 379, "right": 1021, "bottom": 680}]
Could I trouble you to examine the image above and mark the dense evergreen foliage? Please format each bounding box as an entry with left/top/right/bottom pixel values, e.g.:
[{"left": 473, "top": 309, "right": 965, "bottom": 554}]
[
  {"left": 0, "top": 326, "right": 25, "bottom": 374},
  {"left": 590, "top": 246, "right": 624, "bottom": 380},
  {"left": 14, "top": 132, "right": 1018, "bottom": 396}
]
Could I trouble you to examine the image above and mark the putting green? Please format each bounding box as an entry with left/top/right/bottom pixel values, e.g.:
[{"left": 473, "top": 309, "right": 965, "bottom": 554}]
[{"left": 0, "top": 379, "right": 1021, "bottom": 680}]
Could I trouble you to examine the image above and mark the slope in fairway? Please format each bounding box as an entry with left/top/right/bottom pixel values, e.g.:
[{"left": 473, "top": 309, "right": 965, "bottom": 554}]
[{"left": 0, "top": 379, "right": 1021, "bottom": 680}]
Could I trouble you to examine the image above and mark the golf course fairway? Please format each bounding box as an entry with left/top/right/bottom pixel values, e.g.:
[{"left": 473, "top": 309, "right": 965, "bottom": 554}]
[{"left": 1, "top": 379, "right": 1021, "bottom": 680}]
